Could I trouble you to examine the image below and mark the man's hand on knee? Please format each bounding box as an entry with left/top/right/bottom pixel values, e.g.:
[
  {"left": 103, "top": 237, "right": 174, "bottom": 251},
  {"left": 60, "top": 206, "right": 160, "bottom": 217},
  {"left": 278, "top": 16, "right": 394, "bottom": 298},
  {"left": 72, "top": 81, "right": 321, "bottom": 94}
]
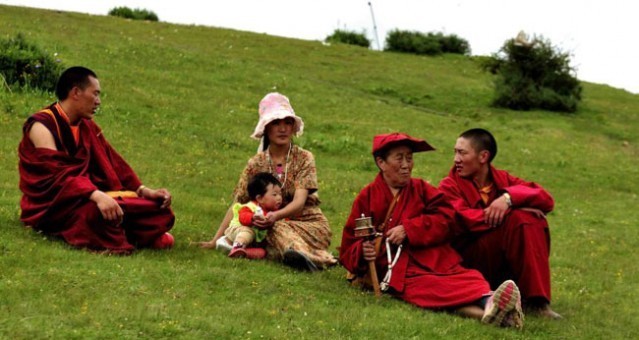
[
  {"left": 90, "top": 190, "right": 124, "bottom": 222},
  {"left": 484, "top": 194, "right": 510, "bottom": 228}
]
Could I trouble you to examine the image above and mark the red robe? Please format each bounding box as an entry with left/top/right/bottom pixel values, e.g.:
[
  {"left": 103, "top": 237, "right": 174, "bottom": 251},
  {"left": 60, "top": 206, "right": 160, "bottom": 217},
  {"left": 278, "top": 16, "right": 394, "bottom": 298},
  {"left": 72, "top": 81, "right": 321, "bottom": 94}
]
[
  {"left": 18, "top": 103, "right": 174, "bottom": 253},
  {"left": 439, "top": 165, "right": 554, "bottom": 302},
  {"left": 340, "top": 173, "right": 490, "bottom": 309}
]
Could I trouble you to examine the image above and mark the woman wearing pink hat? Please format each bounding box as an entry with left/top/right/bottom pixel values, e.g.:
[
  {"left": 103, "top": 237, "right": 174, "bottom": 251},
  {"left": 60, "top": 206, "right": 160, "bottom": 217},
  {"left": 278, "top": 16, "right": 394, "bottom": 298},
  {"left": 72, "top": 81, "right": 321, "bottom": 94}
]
[{"left": 200, "top": 93, "right": 337, "bottom": 271}]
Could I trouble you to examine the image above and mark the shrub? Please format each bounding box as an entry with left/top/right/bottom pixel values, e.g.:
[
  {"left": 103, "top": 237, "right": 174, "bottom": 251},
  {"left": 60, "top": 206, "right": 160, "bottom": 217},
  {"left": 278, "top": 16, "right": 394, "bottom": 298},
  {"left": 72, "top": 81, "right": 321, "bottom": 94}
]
[
  {"left": 439, "top": 33, "right": 471, "bottom": 54},
  {"left": 481, "top": 32, "right": 582, "bottom": 113},
  {"left": 0, "top": 33, "right": 63, "bottom": 92},
  {"left": 108, "top": 7, "right": 159, "bottom": 21},
  {"left": 325, "top": 29, "right": 370, "bottom": 48},
  {"left": 385, "top": 30, "right": 440, "bottom": 55},
  {"left": 384, "top": 29, "right": 470, "bottom": 56}
]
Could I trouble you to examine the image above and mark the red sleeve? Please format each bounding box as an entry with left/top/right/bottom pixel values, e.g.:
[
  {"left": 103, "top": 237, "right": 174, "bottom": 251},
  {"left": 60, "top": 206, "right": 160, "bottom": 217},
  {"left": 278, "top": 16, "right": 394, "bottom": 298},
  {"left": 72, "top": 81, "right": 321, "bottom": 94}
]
[
  {"left": 401, "top": 181, "right": 455, "bottom": 247},
  {"left": 438, "top": 176, "right": 492, "bottom": 234},
  {"left": 89, "top": 122, "right": 141, "bottom": 191},
  {"left": 238, "top": 206, "right": 254, "bottom": 226},
  {"left": 503, "top": 173, "right": 554, "bottom": 213},
  {"left": 339, "top": 189, "right": 370, "bottom": 275}
]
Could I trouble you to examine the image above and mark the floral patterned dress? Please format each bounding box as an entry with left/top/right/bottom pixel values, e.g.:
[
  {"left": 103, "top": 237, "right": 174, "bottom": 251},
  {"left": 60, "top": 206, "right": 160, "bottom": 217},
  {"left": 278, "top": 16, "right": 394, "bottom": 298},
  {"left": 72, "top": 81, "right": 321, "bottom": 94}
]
[{"left": 233, "top": 145, "right": 337, "bottom": 268}]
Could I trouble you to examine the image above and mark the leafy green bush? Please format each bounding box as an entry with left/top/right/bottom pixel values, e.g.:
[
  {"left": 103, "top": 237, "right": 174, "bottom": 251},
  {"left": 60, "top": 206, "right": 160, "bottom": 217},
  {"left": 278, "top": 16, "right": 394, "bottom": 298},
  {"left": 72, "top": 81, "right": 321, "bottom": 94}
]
[
  {"left": 108, "top": 7, "right": 159, "bottom": 21},
  {"left": 325, "top": 29, "right": 370, "bottom": 48},
  {"left": 482, "top": 33, "right": 582, "bottom": 112},
  {"left": 384, "top": 30, "right": 470, "bottom": 56},
  {"left": 385, "top": 30, "right": 440, "bottom": 55},
  {"left": 0, "top": 33, "right": 63, "bottom": 92},
  {"left": 439, "top": 33, "right": 471, "bottom": 54}
]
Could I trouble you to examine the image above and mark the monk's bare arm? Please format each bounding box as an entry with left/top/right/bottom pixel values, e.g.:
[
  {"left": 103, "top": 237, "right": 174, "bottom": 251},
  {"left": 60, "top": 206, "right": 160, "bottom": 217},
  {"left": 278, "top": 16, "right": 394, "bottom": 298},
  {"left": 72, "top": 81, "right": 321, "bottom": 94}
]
[
  {"left": 28, "top": 122, "right": 123, "bottom": 221},
  {"left": 28, "top": 122, "right": 57, "bottom": 150}
]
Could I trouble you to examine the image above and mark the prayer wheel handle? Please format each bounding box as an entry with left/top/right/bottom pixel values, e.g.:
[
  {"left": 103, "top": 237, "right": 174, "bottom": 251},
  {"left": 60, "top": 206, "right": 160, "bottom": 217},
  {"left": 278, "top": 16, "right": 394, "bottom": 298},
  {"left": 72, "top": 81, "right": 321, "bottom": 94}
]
[{"left": 354, "top": 214, "right": 382, "bottom": 298}]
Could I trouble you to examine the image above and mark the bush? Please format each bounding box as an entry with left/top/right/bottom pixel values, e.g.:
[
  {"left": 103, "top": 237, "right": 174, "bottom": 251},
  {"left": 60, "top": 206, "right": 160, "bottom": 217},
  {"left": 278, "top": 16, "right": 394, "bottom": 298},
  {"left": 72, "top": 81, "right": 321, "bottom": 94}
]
[
  {"left": 325, "top": 29, "right": 370, "bottom": 48},
  {"left": 108, "top": 7, "right": 159, "bottom": 21},
  {"left": 0, "top": 33, "right": 63, "bottom": 92},
  {"left": 481, "top": 32, "right": 582, "bottom": 113},
  {"left": 384, "top": 29, "right": 470, "bottom": 56},
  {"left": 439, "top": 33, "right": 471, "bottom": 54}
]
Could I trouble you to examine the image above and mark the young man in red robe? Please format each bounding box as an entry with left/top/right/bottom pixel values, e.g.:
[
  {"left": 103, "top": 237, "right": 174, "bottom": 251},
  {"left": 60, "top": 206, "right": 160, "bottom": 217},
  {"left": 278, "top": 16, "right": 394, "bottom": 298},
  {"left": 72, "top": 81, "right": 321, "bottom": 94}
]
[
  {"left": 439, "top": 128, "right": 561, "bottom": 319},
  {"left": 340, "top": 132, "right": 525, "bottom": 328},
  {"left": 18, "top": 66, "right": 175, "bottom": 254}
]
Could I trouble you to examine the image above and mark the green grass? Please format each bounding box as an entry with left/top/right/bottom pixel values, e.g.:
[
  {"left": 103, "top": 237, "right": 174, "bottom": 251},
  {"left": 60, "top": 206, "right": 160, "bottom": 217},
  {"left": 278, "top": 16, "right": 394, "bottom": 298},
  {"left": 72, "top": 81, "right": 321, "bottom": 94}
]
[{"left": 1, "top": 4, "right": 638, "bottom": 338}]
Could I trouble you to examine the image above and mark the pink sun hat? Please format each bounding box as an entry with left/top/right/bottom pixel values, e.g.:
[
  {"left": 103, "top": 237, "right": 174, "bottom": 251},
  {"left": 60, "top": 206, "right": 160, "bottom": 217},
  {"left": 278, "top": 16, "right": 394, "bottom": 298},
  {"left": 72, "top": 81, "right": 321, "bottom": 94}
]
[{"left": 251, "top": 92, "right": 305, "bottom": 140}]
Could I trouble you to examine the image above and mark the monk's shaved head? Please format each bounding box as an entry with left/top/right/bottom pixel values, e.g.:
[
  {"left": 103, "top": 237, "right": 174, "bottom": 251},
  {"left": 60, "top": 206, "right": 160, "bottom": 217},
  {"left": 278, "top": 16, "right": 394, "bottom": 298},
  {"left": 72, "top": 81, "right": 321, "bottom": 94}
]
[
  {"left": 459, "top": 128, "right": 497, "bottom": 163},
  {"left": 55, "top": 66, "right": 97, "bottom": 101}
]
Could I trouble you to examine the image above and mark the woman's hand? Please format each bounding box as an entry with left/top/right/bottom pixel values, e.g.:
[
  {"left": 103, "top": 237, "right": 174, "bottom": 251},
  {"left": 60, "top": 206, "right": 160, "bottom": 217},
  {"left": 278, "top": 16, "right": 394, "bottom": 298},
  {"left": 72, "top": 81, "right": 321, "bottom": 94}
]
[
  {"left": 253, "top": 212, "right": 275, "bottom": 229},
  {"left": 386, "top": 225, "right": 406, "bottom": 245},
  {"left": 362, "top": 240, "right": 377, "bottom": 262}
]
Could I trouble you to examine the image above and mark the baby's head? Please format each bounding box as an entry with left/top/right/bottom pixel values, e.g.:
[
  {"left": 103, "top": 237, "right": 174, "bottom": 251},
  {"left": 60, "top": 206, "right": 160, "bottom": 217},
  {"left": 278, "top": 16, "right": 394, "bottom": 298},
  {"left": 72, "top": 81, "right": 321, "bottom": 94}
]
[{"left": 247, "top": 172, "right": 283, "bottom": 211}]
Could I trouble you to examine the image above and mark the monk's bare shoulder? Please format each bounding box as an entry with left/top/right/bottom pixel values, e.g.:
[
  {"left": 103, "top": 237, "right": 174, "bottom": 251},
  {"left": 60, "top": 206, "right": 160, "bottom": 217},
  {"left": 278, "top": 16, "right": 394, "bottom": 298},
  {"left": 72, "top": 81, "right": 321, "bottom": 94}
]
[{"left": 28, "top": 122, "right": 57, "bottom": 150}]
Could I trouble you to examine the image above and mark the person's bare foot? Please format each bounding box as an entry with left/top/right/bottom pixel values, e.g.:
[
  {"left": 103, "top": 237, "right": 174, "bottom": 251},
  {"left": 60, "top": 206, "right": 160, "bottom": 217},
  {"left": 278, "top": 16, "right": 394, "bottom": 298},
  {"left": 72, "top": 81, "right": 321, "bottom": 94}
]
[{"left": 527, "top": 302, "right": 562, "bottom": 320}]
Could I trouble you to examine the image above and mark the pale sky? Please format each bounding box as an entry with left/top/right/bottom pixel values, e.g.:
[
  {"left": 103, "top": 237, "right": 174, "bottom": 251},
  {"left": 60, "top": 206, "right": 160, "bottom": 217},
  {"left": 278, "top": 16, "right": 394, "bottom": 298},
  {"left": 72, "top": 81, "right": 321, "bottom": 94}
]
[{"left": 2, "top": 0, "right": 638, "bottom": 93}]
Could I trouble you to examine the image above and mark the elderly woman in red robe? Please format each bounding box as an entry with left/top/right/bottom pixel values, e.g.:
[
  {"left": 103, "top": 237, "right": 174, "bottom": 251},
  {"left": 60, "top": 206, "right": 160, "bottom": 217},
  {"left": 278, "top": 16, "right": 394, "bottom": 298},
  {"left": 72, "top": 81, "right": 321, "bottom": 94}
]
[
  {"left": 18, "top": 66, "right": 175, "bottom": 254},
  {"left": 340, "top": 132, "right": 524, "bottom": 328}
]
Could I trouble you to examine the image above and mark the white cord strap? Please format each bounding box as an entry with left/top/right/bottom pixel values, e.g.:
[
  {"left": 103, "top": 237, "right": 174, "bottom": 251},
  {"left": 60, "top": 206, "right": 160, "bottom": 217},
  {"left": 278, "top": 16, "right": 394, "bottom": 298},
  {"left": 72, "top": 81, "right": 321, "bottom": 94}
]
[{"left": 380, "top": 238, "right": 403, "bottom": 292}]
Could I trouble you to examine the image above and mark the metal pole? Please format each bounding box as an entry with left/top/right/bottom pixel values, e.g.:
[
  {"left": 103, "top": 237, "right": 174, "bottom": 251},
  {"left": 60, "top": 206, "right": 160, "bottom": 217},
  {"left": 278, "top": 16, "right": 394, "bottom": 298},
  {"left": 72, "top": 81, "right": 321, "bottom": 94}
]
[{"left": 368, "top": 1, "right": 381, "bottom": 50}]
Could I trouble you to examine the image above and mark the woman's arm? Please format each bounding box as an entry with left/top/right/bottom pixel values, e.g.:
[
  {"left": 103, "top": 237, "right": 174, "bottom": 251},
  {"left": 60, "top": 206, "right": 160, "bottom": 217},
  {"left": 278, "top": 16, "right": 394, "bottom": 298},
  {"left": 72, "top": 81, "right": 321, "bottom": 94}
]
[
  {"left": 213, "top": 206, "right": 234, "bottom": 241},
  {"left": 264, "top": 188, "right": 308, "bottom": 223}
]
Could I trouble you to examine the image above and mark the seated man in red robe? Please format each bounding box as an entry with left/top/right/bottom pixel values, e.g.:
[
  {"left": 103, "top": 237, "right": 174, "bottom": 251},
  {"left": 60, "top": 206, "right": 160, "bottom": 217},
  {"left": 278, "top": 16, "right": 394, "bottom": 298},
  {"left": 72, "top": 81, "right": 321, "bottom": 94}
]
[
  {"left": 18, "top": 66, "right": 175, "bottom": 254},
  {"left": 439, "top": 128, "right": 561, "bottom": 319},
  {"left": 340, "top": 132, "right": 525, "bottom": 328}
]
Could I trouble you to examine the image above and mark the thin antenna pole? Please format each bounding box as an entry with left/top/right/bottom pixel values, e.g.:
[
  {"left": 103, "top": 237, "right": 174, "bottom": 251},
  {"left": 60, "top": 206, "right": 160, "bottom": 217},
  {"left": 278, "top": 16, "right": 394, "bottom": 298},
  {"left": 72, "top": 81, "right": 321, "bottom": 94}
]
[{"left": 368, "top": 1, "right": 380, "bottom": 50}]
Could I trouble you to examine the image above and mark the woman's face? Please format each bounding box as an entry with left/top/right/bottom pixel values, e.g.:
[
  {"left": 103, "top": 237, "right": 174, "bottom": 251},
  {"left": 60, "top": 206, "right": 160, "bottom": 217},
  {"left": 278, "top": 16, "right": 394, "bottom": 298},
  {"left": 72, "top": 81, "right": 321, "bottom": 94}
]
[
  {"left": 376, "top": 145, "right": 414, "bottom": 189},
  {"left": 265, "top": 117, "right": 295, "bottom": 147}
]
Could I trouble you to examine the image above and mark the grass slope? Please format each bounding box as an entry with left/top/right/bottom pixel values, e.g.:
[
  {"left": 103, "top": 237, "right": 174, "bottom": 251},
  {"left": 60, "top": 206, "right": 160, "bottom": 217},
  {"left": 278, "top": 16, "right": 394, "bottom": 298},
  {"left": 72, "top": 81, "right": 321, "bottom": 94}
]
[{"left": 1, "top": 5, "right": 638, "bottom": 339}]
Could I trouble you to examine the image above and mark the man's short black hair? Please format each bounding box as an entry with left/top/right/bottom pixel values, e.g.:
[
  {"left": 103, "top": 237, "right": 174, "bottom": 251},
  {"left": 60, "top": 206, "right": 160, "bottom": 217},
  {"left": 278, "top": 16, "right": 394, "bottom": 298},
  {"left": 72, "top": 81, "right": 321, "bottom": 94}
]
[
  {"left": 247, "top": 172, "right": 281, "bottom": 200},
  {"left": 459, "top": 128, "right": 498, "bottom": 163},
  {"left": 55, "top": 66, "right": 97, "bottom": 100}
]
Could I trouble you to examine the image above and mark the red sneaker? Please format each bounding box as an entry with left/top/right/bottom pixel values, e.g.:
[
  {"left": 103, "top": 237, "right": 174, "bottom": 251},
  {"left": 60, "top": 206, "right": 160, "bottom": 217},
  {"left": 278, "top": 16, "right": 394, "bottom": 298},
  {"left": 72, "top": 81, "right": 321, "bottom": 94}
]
[
  {"left": 244, "top": 247, "right": 266, "bottom": 259},
  {"left": 229, "top": 247, "right": 247, "bottom": 258},
  {"left": 152, "top": 232, "right": 174, "bottom": 249},
  {"left": 229, "top": 247, "right": 266, "bottom": 260}
]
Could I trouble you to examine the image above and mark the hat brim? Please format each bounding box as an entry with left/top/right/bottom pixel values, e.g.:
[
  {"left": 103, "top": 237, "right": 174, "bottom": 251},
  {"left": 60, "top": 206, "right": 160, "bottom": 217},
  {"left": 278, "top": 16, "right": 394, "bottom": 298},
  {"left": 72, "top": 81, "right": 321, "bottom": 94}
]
[
  {"left": 251, "top": 110, "right": 304, "bottom": 140},
  {"left": 372, "top": 134, "right": 436, "bottom": 155},
  {"left": 383, "top": 139, "right": 435, "bottom": 153}
]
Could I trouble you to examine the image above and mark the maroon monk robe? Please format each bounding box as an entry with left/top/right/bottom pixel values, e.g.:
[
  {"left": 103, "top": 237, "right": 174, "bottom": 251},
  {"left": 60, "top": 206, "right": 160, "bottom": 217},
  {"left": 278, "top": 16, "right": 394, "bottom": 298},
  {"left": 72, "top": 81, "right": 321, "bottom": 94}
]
[
  {"left": 340, "top": 173, "right": 490, "bottom": 309},
  {"left": 18, "top": 103, "right": 174, "bottom": 253},
  {"left": 439, "top": 165, "right": 554, "bottom": 302}
]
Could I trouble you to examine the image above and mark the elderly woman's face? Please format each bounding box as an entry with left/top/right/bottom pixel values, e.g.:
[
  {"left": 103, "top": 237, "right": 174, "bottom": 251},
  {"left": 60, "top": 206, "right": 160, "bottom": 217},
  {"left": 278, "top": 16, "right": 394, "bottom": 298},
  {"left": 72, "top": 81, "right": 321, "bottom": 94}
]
[
  {"left": 376, "top": 145, "right": 414, "bottom": 189},
  {"left": 266, "top": 118, "right": 295, "bottom": 146}
]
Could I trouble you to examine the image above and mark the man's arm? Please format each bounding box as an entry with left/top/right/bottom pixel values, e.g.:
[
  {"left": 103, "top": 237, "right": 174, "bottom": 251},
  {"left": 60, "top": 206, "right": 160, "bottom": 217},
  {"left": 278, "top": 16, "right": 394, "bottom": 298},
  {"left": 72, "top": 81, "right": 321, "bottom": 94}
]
[
  {"left": 503, "top": 173, "right": 554, "bottom": 213},
  {"left": 28, "top": 121, "right": 124, "bottom": 221},
  {"left": 28, "top": 122, "right": 57, "bottom": 150},
  {"left": 439, "top": 177, "right": 493, "bottom": 234}
]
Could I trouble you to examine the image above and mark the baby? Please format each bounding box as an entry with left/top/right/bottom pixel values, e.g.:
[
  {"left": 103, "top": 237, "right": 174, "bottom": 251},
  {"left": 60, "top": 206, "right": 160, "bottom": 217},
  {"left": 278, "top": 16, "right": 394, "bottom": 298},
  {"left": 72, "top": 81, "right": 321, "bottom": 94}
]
[{"left": 223, "top": 172, "right": 282, "bottom": 259}]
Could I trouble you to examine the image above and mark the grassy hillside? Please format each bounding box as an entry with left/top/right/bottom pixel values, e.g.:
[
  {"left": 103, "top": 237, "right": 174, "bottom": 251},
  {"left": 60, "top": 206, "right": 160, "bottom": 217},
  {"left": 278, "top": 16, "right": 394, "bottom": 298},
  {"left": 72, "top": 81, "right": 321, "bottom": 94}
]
[{"left": 1, "top": 5, "right": 638, "bottom": 338}]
